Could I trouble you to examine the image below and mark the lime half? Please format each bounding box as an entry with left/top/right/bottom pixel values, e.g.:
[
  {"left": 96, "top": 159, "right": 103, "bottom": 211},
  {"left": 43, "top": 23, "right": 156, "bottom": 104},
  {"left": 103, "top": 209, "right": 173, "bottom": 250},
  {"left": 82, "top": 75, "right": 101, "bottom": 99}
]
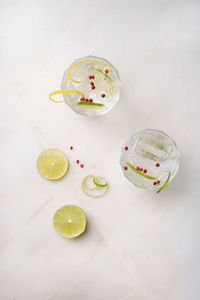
[
  {"left": 53, "top": 205, "right": 86, "bottom": 238},
  {"left": 37, "top": 149, "right": 68, "bottom": 180}
]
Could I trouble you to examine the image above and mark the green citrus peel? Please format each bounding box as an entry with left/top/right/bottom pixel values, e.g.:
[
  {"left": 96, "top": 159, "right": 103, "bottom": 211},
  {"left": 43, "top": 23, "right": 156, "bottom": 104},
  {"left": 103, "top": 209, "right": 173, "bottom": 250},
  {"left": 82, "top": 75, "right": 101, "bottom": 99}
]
[
  {"left": 156, "top": 172, "right": 171, "bottom": 194},
  {"left": 126, "top": 162, "right": 156, "bottom": 180},
  {"left": 77, "top": 102, "right": 104, "bottom": 107},
  {"left": 82, "top": 175, "right": 108, "bottom": 198}
]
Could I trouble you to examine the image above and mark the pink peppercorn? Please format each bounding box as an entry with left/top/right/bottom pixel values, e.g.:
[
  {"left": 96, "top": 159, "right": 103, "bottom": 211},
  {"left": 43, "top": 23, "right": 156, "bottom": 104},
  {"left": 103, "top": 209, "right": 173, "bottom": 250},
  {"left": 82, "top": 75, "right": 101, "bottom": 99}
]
[{"left": 124, "top": 166, "right": 128, "bottom": 170}]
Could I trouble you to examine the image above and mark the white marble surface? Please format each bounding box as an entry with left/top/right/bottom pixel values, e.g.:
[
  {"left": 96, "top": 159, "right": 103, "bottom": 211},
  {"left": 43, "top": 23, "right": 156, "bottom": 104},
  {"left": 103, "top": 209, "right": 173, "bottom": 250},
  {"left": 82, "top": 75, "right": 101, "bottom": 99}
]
[{"left": 1, "top": 0, "right": 200, "bottom": 299}]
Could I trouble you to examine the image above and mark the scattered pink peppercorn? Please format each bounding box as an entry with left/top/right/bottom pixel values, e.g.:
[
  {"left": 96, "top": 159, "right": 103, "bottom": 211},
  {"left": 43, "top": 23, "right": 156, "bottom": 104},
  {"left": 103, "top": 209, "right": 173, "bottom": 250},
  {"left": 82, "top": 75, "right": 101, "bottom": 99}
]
[
  {"left": 80, "top": 97, "right": 84, "bottom": 101},
  {"left": 157, "top": 180, "right": 161, "bottom": 184},
  {"left": 89, "top": 99, "right": 93, "bottom": 103},
  {"left": 70, "top": 146, "right": 73, "bottom": 150},
  {"left": 124, "top": 166, "right": 128, "bottom": 170},
  {"left": 143, "top": 169, "right": 147, "bottom": 173},
  {"left": 91, "top": 86, "right": 95, "bottom": 89},
  {"left": 90, "top": 82, "right": 94, "bottom": 86},
  {"left": 91, "top": 75, "right": 95, "bottom": 79},
  {"left": 136, "top": 166, "right": 140, "bottom": 170},
  {"left": 85, "top": 99, "right": 89, "bottom": 102},
  {"left": 153, "top": 181, "right": 157, "bottom": 185},
  {"left": 88, "top": 75, "right": 92, "bottom": 80},
  {"left": 76, "top": 160, "right": 79, "bottom": 164},
  {"left": 105, "top": 69, "right": 109, "bottom": 73},
  {"left": 80, "top": 164, "right": 84, "bottom": 168},
  {"left": 140, "top": 168, "right": 143, "bottom": 171},
  {"left": 101, "top": 93, "right": 106, "bottom": 98},
  {"left": 156, "top": 163, "right": 160, "bottom": 167},
  {"left": 124, "top": 146, "right": 128, "bottom": 150}
]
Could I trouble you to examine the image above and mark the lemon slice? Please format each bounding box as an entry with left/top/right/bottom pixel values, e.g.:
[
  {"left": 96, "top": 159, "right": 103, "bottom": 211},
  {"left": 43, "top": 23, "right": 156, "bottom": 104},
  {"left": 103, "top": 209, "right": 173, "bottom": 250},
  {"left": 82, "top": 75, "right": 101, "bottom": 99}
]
[
  {"left": 53, "top": 205, "right": 86, "bottom": 238},
  {"left": 89, "top": 67, "right": 114, "bottom": 95},
  {"left": 37, "top": 149, "right": 68, "bottom": 180}
]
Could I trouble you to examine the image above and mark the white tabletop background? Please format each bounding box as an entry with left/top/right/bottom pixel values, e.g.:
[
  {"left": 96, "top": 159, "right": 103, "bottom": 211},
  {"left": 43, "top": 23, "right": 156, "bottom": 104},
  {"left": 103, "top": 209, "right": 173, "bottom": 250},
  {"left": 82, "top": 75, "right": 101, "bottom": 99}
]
[{"left": 1, "top": 0, "right": 200, "bottom": 299}]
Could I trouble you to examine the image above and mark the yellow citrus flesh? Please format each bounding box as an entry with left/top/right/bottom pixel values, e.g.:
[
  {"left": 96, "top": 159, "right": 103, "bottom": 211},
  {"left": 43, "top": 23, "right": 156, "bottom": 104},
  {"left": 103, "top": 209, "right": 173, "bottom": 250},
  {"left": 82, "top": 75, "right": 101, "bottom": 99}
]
[
  {"left": 37, "top": 149, "right": 68, "bottom": 180},
  {"left": 53, "top": 205, "right": 86, "bottom": 238}
]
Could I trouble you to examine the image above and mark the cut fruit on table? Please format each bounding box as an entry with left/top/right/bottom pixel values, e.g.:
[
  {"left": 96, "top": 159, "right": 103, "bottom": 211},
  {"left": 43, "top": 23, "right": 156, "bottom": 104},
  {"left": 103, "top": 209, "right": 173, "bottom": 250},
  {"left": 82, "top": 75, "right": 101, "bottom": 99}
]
[
  {"left": 53, "top": 205, "right": 86, "bottom": 238},
  {"left": 37, "top": 149, "right": 68, "bottom": 180}
]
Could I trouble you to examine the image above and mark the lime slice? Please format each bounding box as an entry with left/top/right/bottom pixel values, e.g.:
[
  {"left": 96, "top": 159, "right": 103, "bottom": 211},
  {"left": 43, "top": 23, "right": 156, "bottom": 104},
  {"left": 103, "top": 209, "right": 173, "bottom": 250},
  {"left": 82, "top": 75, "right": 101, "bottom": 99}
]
[
  {"left": 156, "top": 172, "right": 171, "bottom": 194},
  {"left": 93, "top": 176, "right": 107, "bottom": 187},
  {"left": 77, "top": 102, "right": 104, "bottom": 107},
  {"left": 37, "top": 149, "right": 68, "bottom": 180},
  {"left": 53, "top": 205, "right": 86, "bottom": 238},
  {"left": 89, "top": 67, "right": 114, "bottom": 95},
  {"left": 82, "top": 175, "right": 108, "bottom": 198},
  {"left": 126, "top": 162, "right": 156, "bottom": 180}
]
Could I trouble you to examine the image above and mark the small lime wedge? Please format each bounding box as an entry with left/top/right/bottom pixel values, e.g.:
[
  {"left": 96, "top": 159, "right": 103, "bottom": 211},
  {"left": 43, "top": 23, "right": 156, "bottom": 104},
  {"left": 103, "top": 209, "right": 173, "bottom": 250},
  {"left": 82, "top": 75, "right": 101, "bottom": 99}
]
[
  {"left": 77, "top": 102, "right": 104, "bottom": 107},
  {"left": 37, "top": 149, "right": 68, "bottom": 180},
  {"left": 53, "top": 205, "right": 86, "bottom": 238}
]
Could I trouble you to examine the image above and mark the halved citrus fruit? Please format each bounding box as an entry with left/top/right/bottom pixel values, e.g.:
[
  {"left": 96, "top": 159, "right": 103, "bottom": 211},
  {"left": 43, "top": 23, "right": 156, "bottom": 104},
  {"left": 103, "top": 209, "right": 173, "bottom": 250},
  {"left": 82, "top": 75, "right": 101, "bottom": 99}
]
[
  {"left": 53, "top": 205, "right": 86, "bottom": 238},
  {"left": 37, "top": 149, "right": 68, "bottom": 180}
]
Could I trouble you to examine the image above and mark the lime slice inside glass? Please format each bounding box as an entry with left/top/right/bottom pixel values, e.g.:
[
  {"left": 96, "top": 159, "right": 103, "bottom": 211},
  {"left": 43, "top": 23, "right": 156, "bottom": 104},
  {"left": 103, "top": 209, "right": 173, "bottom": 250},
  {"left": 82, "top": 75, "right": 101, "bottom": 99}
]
[
  {"left": 53, "top": 205, "right": 86, "bottom": 238},
  {"left": 89, "top": 67, "right": 114, "bottom": 95},
  {"left": 37, "top": 149, "right": 68, "bottom": 180},
  {"left": 77, "top": 102, "right": 104, "bottom": 107}
]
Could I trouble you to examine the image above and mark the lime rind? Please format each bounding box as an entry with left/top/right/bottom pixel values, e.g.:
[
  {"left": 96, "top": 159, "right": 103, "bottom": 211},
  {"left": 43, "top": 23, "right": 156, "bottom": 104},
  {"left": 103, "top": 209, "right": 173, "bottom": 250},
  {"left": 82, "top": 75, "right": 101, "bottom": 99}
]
[
  {"left": 82, "top": 175, "right": 108, "bottom": 198},
  {"left": 156, "top": 172, "right": 171, "bottom": 194},
  {"left": 126, "top": 162, "right": 156, "bottom": 180},
  {"left": 77, "top": 102, "right": 104, "bottom": 107},
  {"left": 93, "top": 176, "right": 107, "bottom": 187}
]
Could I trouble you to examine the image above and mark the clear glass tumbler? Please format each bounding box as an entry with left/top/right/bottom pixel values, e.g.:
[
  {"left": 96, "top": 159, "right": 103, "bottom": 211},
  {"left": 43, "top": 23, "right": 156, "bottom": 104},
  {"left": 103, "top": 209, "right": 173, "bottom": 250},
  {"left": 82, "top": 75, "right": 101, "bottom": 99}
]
[
  {"left": 49, "top": 55, "right": 121, "bottom": 116},
  {"left": 120, "top": 129, "right": 180, "bottom": 193}
]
